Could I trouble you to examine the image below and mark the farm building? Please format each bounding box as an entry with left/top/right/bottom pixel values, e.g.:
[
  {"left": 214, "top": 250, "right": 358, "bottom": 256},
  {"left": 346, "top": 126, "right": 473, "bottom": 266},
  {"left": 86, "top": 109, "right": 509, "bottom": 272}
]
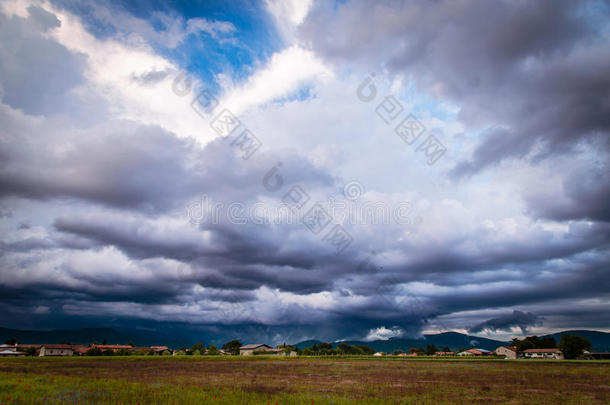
[
  {"left": 240, "top": 344, "right": 274, "bottom": 355},
  {"left": 0, "top": 349, "right": 26, "bottom": 357},
  {"left": 521, "top": 348, "right": 564, "bottom": 360},
  {"left": 495, "top": 345, "right": 518, "bottom": 359},
  {"left": 239, "top": 344, "right": 296, "bottom": 356},
  {"left": 39, "top": 344, "right": 74, "bottom": 357},
  {"left": 457, "top": 348, "right": 492, "bottom": 356}
]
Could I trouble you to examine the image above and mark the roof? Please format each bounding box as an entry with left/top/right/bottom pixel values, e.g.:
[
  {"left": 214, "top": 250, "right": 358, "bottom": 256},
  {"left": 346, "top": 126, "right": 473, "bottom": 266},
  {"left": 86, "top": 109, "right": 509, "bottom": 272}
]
[
  {"left": 0, "top": 350, "right": 26, "bottom": 355},
  {"left": 523, "top": 348, "right": 562, "bottom": 353},
  {"left": 42, "top": 344, "right": 74, "bottom": 349},
  {"left": 497, "top": 345, "right": 517, "bottom": 352},
  {"left": 150, "top": 346, "right": 169, "bottom": 351},
  {"left": 240, "top": 344, "right": 272, "bottom": 350},
  {"left": 91, "top": 345, "right": 133, "bottom": 350}
]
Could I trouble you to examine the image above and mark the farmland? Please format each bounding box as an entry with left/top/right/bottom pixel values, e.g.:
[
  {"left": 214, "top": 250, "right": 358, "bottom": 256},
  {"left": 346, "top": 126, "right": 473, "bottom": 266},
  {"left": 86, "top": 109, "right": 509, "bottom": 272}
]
[{"left": 0, "top": 357, "right": 608, "bottom": 404}]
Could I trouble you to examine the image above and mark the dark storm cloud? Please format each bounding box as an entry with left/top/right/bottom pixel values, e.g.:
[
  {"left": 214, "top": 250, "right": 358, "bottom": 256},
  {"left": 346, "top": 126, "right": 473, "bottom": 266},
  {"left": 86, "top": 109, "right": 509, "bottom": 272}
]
[
  {"left": 469, "top": 310, "right": 544, "bottom": 334},
  {"left": 300, "top": 0, "right": 610, "bottom": 176},
  {"left": 523, "top": 159, "right": 610, "bottom": 222}
]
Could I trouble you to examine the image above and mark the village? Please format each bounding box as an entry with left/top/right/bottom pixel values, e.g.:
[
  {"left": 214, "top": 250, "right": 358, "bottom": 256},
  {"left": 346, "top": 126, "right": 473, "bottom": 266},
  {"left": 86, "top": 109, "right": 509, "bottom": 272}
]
[{"left": 1, "top": 340, "right": 607, "bottom": 360}]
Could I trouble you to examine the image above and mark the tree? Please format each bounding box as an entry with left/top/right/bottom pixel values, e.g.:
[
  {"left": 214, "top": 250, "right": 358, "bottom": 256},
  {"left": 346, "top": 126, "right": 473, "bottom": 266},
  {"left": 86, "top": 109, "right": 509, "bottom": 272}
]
[
  {"left": 425, "top": 344, "right": 439, "bottom": 355},
  {"left": 17, "top": 347, "right": 37, "bottom": 356},
  {"left": 358, "top": 345, "right": 375, "bottom": 355},
  {"left": 393, "top": 349, "right": 404, "bottom": 355},
  {"left": 127, "top": 341, "right": 135, "bottom": 347},
  {"left": 190, "top": 342, "right": 205, "bottom": 353},
  {"left": 221, "top": 340, "right": 242, "bottom": 355},
  {"left": 442, "top": 346, "right": 451, "bottom": 352},
  {"left": 4, "top": 338, "right": 18, "bottom": 345},
  {"left": 512, "top": 336, "right": 556, "bottom": 352},
  {"left": 86, "top": 347, "right": 103, "bottom": 356},
  {"left": 318, "top": 342, "right": 333, "bottom": 351},
  {"left": 558, "top": 334, "right": 592, "bottom": 359},
  {"left": 207, "top": 345, "right": 219, "bottom": 355},
  {"left": 115, "top": 348, "right": 131, "bottom": 356}
]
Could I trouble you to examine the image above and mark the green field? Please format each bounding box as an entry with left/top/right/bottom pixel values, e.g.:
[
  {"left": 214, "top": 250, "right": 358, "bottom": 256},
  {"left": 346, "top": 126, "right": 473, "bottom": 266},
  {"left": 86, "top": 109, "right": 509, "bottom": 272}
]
[{"left": 0, "top": 356, "right": 608, "bottom": 404}]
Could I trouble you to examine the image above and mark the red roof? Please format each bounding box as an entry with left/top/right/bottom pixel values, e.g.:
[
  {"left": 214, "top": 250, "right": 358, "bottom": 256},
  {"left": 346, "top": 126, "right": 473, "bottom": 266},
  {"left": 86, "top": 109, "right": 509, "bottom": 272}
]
[
  {"left": 42, "top": 344, "right": 74, "bottom": 349},
  {"left": 91, "top": 345, "right": 133, "bottom": 350}
]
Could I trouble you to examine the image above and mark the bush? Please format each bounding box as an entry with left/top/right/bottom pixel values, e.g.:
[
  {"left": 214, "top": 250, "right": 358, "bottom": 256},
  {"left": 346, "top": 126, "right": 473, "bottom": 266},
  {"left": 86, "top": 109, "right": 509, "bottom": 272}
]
[{"left": 86, "top": 347, "right": 103, "bottom": 356}]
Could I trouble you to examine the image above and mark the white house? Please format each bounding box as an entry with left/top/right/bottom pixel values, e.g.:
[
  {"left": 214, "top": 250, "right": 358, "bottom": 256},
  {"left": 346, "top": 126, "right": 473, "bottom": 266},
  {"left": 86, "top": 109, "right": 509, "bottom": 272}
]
[{"left": 522, "top": 348, "right": 564, "bottom": 360}]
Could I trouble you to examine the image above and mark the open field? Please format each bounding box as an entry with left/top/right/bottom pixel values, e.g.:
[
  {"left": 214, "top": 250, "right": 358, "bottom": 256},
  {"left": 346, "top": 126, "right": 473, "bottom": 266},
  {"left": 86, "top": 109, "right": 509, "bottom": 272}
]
[{"left": 0, "top": 357, "right": 609, "bottom": 404}]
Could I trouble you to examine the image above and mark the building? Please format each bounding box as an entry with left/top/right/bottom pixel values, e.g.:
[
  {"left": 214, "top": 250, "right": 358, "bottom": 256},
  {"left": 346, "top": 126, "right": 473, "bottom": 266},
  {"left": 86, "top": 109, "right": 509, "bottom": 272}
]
[
  {"left": 239, "top": 344, "right": 296, "bottom": 356},
  {"left": 240, "top": 344, "right": 273, "bottom": 355},
  {"left": 457, "top": 348, "right": 492, "bottom": 356},
  {"left": 434, "top": 351, "right": 456, "bottom": 356},
  {"left": 90, "top": 344, "right": 133, "bottom": 351},
  {"left": 587, "top": 352, "right": 610, "bottom": 360},
  {"left": 522, "top": 348, "right": 564, "bottom": 360},
  {"left": 0, "top": 349, "right": 26, "bottom": 357},
  {"left": 71, "top": 345, "right": 89, "bottom": 355},
  {"left": 495, "top": 345, "right": 517, "bottom": 359},
  {"left": 39, "top": 344, "right": 74, "bottom": 357},
  {"left": 150, "top": 346, "right": 170, "bottom": 354}
]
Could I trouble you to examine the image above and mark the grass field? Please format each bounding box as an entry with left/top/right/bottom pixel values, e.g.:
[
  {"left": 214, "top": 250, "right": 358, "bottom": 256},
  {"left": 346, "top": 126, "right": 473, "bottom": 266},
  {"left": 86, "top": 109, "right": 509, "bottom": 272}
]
[{"left": 0, "top": 356, "right": 608, "bottom": 404}]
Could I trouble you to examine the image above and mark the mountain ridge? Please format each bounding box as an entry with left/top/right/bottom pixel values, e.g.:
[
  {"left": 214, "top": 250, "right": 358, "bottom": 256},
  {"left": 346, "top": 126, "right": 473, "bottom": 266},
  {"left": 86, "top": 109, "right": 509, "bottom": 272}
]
[{"left": 1, "top": 327, "right": 608, "bottom": 351}]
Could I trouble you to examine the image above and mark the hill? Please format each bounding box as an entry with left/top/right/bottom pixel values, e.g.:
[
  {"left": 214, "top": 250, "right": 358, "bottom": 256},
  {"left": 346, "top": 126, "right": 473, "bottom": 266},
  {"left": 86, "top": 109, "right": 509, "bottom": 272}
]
[
  {"left": 542, "top": 330, "right": 610, "bottom": 351},
  {"left": 293, "top": 330, "right": 610, "bottom": 352}
]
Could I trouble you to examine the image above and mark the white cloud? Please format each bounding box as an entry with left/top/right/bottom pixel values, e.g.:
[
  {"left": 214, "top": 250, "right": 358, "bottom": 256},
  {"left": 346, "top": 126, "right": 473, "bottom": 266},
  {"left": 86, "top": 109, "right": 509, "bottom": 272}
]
[{"left": 363, "top": 326, "right": 404, "bottom": 341}]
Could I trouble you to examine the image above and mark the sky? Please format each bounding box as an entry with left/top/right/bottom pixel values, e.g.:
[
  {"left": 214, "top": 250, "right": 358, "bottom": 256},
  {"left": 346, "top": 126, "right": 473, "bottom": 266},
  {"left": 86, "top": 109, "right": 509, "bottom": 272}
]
[{"left": 0, "top": 0, "right": 609, "bottom": 346}]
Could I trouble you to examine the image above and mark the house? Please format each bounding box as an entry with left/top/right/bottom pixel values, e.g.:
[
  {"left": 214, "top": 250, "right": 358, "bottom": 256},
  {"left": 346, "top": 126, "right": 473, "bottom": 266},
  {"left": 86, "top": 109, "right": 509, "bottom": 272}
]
[
  {"left": 71, "top": 345, "right": 89, "bottom": 355},
  {"left": 0, "top": 349, "right": 26, "bottom": 357},
  {"left": 239, "top": 344, "right": 296, "bottom": 356},
  {"left": 434, "top": 351, "right": 454, "bottom": 356},
  {"left": 150, "top": 346, "right": 170, "bottom": 354},
  {"left": 90, "top": 344, "right": 133, "bottom": 351},
  {"left": 39, "top": 344, "right": 74, "bottom": 357},
  {"left": 522, "top": 348, "right": 564, "bottom": 360},
  {"left": 588, "top": 352, "right": 610, "bottom": 360},
  {"left": 240, "top": 344, "right": 273, "bottom": 356},
  {"left": 457, "top": 348, "right": 492, "bottom": 356},
  {"left": 495, "top": 345, "right": 517, "bottom": 359}
]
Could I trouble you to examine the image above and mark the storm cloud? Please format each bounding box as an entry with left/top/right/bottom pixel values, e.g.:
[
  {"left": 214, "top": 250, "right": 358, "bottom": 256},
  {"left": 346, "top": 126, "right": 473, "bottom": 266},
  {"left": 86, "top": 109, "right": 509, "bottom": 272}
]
[{"left": 0, "top": 0, "right": 608, "bottom": 344}]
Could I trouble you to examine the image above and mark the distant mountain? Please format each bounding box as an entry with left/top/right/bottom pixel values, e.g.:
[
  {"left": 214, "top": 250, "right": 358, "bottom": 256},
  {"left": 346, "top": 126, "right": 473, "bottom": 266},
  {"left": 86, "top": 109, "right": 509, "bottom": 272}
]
[
  {"left": 0, "top": 327, "right": 138, "bottom": 346},
  {"left": 0, "top": 327, "right": 193, "bottom": 348},
  {"left": 542, "top": 330, "right": 610, "bottom": 352},
  {"left": 293, "top": 330, "right": 610, "bottom": 352},
  {"left": 293, "top": 339, "right": 323, "bottom": 349},
  {"left": 294, "top": 332, "right": 509, "bottom": 352}
]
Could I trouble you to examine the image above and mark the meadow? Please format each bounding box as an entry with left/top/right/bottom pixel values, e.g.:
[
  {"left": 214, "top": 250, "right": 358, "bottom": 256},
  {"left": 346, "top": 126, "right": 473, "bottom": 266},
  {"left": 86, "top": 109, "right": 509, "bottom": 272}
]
[{"left": 0, "top": 356, "right": 608, "bottom": 404}]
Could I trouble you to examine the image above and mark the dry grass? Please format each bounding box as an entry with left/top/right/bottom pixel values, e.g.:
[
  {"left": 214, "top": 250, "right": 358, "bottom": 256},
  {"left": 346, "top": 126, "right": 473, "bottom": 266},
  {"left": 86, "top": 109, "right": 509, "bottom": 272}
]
[{"left": 0, "top": 356, "right": 608, "bottom": 404}]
